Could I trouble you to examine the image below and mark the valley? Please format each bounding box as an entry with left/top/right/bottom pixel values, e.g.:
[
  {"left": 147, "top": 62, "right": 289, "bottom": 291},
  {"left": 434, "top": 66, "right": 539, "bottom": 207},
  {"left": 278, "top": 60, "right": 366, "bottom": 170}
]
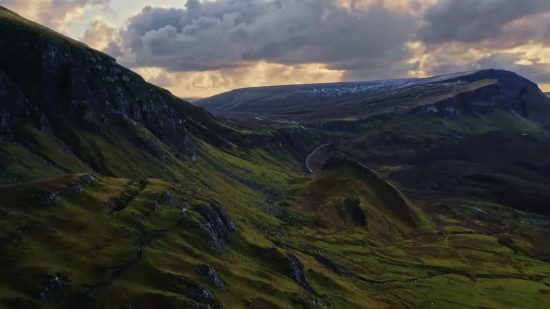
[{"left": 1, "top": 6, "right": 550, "bottom": 309}]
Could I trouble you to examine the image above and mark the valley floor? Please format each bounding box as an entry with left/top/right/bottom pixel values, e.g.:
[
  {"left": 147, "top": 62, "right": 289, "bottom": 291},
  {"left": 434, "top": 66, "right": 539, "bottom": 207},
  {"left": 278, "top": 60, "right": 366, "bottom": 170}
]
[{"left": 1, "top": 145, "right": 550, "bottom": 309}]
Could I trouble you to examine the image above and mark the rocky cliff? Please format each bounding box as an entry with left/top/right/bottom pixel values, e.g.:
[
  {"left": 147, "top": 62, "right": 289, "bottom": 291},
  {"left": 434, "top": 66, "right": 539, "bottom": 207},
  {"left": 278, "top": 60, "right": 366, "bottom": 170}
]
[
  {"left": 198, "top": 67, "right": 550, "bottom": 127},
  {"left": 0, "top": 7, "right": 238, "bottom": 182},
  {"left": 414, "top": 71, "right": 550, "bottom": 123}
]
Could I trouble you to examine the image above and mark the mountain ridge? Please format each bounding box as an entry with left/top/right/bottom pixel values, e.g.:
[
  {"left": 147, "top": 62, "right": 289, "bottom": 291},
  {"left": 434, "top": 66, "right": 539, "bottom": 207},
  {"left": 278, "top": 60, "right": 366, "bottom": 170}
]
[
  {"left": 0, "top": 5, "right": 245, "bottom": 184},
  {"left": 197, "top": 69, "right": 550, "bottom": 124}
]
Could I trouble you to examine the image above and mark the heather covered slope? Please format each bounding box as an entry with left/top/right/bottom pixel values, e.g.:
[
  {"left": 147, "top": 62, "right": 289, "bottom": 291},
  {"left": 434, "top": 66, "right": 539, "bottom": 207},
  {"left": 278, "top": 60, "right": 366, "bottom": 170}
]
[{"left": 1, "top": 6, "right": 550, "bottom": 309}]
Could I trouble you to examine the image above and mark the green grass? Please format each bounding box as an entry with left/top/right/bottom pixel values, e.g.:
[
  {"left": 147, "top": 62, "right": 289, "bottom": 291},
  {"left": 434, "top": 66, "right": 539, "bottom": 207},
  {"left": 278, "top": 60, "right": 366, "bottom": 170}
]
[{"left": 2, "top": 160, "right": 550, "bottom": 308}]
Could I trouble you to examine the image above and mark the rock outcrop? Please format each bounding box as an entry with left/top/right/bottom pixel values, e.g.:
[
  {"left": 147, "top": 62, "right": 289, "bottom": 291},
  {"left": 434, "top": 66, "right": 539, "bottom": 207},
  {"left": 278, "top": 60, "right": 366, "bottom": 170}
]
[
  {"left": 314, "top": 256, "right": 341, "bottom": 276},
  {"left": 404, "top": 70, "right": 550, "bottom": 123},
  {"left": 414, "top": 82, "right": 526, "bottom": 120},
  {"left": 198, "top": 202, "right": 236, "bottom": 252},
  {"left": 287, "top": 254, "right": 315, "bottom": 293},
  {"left": 198, "top": 265, "right": 225, "bottom": 288}
]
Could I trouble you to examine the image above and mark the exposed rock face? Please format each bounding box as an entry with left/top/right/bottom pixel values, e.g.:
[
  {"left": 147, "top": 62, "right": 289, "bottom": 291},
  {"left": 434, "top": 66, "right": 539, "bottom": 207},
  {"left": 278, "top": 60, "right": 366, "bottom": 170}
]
[
  {"left": 162, "top": 275, "right": 216, "bottom": 305},
  {"left": 198, "top": 265, "right": 225, "bottom": 288},
  {"left": 142, "top": 139, "right": 169, "bottom": 164},
  {"left": 39, "top": 191, "right": 60, "bottom": 204},
  {"left": 70, "top": 183, "right": 83, "bottom": 193},
  {"left": 80, "top": 174, "right": 96, "bottom": 185},
  {"left": 459, "top": 69, "right": 537, "bottom": 95},
  {"left": 0, "top": 11, "right": 232, "bottom": 177},
  {"left": 155, "top": 191, "right": 180, "bottom": 205},
  {"left": 411, "top": 71, "right": 550, "bottom": 121},
  {"left": 415, "top": 83, "right": 516, "bottom": 120},
  {"left": 314, "top": 256, "right": 341, "bottom": 276},
  {"left": 0, "top": 71, "right": 30, "bottom": 136},
  {"left": 198, "top": 202, "right": 236, "bottom": 252},
  {"left": 179, "top": 282, "right": 216, "bottom": 303},
  {"left": 38, "top": 274, "right": 65, "bottom": 301},
  {"left": 287, "top": 254, "right": 314, "bottom": 293}
]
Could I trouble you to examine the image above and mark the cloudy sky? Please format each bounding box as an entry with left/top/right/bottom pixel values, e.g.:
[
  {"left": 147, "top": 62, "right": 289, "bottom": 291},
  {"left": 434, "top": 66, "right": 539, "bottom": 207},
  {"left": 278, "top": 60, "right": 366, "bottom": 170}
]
[{"left": 2, "top": 0, "right": 550, "bottom": 97}]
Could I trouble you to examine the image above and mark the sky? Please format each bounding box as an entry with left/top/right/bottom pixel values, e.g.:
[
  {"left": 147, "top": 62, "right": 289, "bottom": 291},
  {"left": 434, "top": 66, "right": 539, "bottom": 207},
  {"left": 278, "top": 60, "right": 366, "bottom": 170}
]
[{"left": 1, "top": 0, "right": 550, "bottom": 98}]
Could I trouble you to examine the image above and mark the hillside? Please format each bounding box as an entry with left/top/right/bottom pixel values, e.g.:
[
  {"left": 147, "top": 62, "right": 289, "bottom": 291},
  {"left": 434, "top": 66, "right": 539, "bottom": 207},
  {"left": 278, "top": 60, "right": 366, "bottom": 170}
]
[
  {"left": 197, "top": 70, "right": 550, "bottom": 124},
  {"left": 1, "top": 6, "right": 550, "bottom": 309},
  {"left": 199, "top": 67, "right": 550, "bottom": 216}
]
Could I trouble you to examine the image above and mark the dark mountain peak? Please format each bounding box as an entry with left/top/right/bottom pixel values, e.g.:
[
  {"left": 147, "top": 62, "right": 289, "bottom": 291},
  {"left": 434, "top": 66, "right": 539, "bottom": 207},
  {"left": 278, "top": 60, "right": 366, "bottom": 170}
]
[
  {"left": 457, "top": 69, "right": 538, "bottom": 95},
  {"left": 0, "top": 7, "right": 234, "bottom": 181}
]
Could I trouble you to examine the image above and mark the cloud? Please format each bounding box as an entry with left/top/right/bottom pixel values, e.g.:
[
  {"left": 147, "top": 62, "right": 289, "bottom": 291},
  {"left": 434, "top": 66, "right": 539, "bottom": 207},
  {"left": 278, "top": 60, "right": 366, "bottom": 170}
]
[
  {"left": 115, "top": 0, "right": 418, "bottom": 74},
  {"left": 4, "top": 0, "right": 550, "bottom": 96},
  {"left": 419, "top": 51, "right": 550, "bottom": 86},
  {"left": 80, "top": 18, "right": 119, "bottom": 52},
  {"left": 0, "top": 0, "right": 110, "bottom": 32},
  {"left": 475, "top": 53, "right": 550, "bottom": 84},
  {"left": 416, "top": 0, "right": 550, "bottom": 45},
  {"left": 134, "top": 62, "right": 345, "bottom": 97}
]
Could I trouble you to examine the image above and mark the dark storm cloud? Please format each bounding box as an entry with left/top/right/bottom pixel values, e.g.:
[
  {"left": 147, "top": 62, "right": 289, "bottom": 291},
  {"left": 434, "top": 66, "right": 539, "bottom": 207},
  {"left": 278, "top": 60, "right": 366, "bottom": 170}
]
[
  {"left": 117, "top": 0, "right": 418, "bottom": 72},
  {"left": 417, "top": 0, "right": 550, "bottom": 45},
  {"left": 426, "top": 53, "right": 550, "bottom": 85},
  {"left": 341, "top": 60, "right": 421, "bottom": 82},
  {"left": 475, "top": 54, "right": 550, "bottom": 84}
]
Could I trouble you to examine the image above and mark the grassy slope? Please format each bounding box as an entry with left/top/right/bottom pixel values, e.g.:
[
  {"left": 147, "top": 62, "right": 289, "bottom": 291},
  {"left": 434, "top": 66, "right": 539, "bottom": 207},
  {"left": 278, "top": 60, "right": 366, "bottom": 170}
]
[
  {"left": 198, "top": 79, "right": 499, "bottom": 120},
  {"left": 3, "top": 149, "right": 550, "bottom": 309}
]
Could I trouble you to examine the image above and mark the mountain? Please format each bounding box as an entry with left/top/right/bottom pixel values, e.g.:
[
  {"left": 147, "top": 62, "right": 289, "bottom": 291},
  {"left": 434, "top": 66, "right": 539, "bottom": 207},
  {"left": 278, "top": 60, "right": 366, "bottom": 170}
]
[
  {"left": 182, "top": 97, "right": 203, "bottom": 103},
  {"left": 197, "top": 70, "right": 550, "bottom": 124},
  {"left": 0, "top": 6, "right": 237, "bottom": 185},
  {"left": 1, "top": 6, "right": 550, "bottom": 309},
  {"left": 200, "top": 69, "right": 550, "bottom": 215}
]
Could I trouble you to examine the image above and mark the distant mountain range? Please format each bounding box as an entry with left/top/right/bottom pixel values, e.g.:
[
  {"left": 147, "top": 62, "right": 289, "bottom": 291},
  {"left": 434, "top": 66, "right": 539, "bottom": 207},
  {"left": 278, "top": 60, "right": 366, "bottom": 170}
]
[
  {"left": 182, "top": 97, "right": 203, "bottom": 103},
  {"left": 198, "top": 68, "right": 550, "bottom": 216},
  {"left": 198, "top": 69, "right": 550, "bottom": 126}
]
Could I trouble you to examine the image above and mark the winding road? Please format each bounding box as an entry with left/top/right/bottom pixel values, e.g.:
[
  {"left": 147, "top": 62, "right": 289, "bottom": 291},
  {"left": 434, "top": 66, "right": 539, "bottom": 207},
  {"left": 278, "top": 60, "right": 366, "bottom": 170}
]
[{"left": 306, "top": 143, "right": 330, "bottom": 175}]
